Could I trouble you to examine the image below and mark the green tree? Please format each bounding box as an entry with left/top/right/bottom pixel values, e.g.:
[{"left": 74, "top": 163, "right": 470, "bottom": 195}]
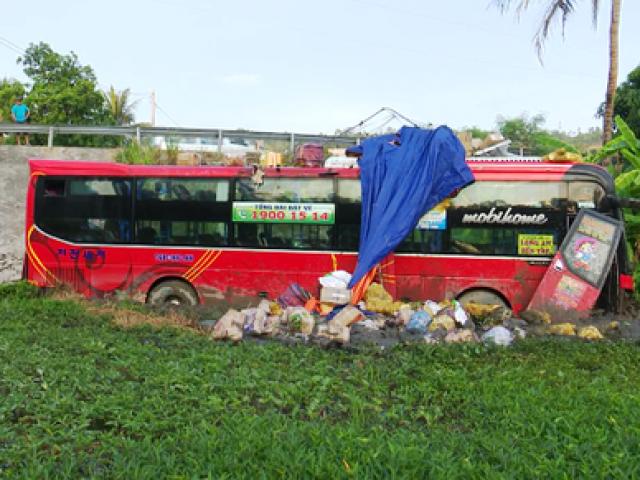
[
  {"left": 103, "top": 86, "right": 137, "bottom": 125},
  {"left": 16, "top": 42, "right": 117, "bottom": 145},
  {"left": 0, "top": 78, "right": 26, "bottom": 123},
  {"left": 497, "top": 114, "right": 578, "bottom": 155},
  {"left": 19, "top": 42, "right": 108, "bottom": 124},
  {"left": 494, "top": 0, "right": 622, "bottom": 145},
  {"left": 497, "top": 114, "right": 545, "bottom": 154},
  {"left": 591, "top": 116, "right": 640, "bottom": 290},
  {"left": 599, "top": 64, "right": 640, "bottom": 139}
]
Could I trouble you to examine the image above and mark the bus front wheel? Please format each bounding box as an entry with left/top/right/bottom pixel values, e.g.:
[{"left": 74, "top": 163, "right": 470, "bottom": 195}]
[{"left": 148, "top": 280, "right": 198, "bottom": 308}]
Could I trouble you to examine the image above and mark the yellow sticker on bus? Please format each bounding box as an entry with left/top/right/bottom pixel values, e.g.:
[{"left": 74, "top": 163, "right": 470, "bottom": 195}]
[{"left": 517, "top": 234, "right": 556, "bottom": 256}]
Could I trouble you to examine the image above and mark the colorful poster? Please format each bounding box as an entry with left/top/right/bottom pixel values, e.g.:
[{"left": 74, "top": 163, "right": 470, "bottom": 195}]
[
  {"left": 551, "top": 274, "right": 588, "bottom": 309},
  {"left": 577, "top": 214, "right": 616, "bottom": 243},
  {"left": 517, "top": 234, "right": 556, "bottom": 256},
  {"left": 417, "top": 209, "right": 447, "bottom": 230},
  {"left": 562, "top": 233, "right": 610, "bottom": 286},
  {"left": 232, "top": 202, "right": 335, "bottom": 225}
]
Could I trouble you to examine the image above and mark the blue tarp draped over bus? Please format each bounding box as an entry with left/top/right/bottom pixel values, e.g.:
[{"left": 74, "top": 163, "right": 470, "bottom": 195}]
[{"left": 347, "top": 126, "right": 475, "bottom": 287}]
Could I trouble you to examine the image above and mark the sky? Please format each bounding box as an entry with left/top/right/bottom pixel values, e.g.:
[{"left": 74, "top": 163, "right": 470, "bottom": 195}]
[{"left": 1, "top": 0, "right": 639, "bottom": 135}]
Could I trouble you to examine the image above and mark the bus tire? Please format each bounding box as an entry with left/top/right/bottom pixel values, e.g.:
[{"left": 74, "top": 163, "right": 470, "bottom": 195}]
[
  {"left": 148, "top": 280, "right": 198, "bottom": 308},
  {"left": 457, "top": 289, "right": 508, "bottom": 308}
]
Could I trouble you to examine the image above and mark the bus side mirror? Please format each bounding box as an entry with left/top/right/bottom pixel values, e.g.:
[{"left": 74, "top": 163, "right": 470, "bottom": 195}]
[{"left": 597, "top": 194, "right": 618, "bottom": 212}]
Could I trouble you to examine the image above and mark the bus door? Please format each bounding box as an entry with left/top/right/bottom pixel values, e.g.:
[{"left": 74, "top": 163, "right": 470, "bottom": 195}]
[{"left": 567, "top": 181, "right": 625, "bottom": 311}]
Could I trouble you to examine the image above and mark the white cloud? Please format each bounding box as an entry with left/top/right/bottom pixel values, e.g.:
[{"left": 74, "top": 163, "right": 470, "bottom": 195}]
[{"left": 221, "top": 73, "right": 261, "bottom": 86}]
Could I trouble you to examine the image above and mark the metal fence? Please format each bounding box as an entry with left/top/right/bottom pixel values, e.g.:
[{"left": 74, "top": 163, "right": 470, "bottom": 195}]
[{"left": 0, "top": 123, "right": 359, "bottom": 150}]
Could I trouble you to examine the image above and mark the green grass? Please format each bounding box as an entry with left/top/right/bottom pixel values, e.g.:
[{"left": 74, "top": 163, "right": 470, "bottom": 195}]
[{"left": 2, "top": 282, "right": 640, "bottom": 478}]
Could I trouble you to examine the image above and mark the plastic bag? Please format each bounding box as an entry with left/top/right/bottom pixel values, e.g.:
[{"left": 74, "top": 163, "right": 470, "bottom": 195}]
[
  {"left": 396, "top": 305, "right": 414, "bottom": 326},
  {"left": 424, "top": 300, "right": 442, "bottom": 317},
  {"left": 428, "top": 313, "right": 456, "bottom": 332},
  {"left": 481, "top": 326, "right": 513, "bottom": 346},
  {"left": 365, "top": 283, "right": 403, "bottom": 314},
  {"left": 277, "top": 283, "right": 310, "bottom": 308},
  {"left": 330, "top": 305, "right": 364, "bottom": 328},
  {"left": 285, "top": 306, "right": 315, "bottom": 335},
  {"left": 548, "top": 323, "right": 576, "bottom": 336},
  {"left": 319, "top": 270, "right": 352, "bottom": 289},
  {"left": 452, "top": 300, "right": 469, "bottom": 326},
  {"left": 263, "top": 315, "right": 281, "bottom": 335},
  {"left": 578, "top": 326, "right": 603, "bottom": 340},
  {"left": 445, "top": 329, "right": 478, "bottom": 344},
  {"left": 406, "top": 310, "right": 432, "bottom": 334},
  {"left": 241, "top": 308, "right": 257, "bottom": 334},
  {"left": 212, "top": 309, "right": 244, "bottom": 342},
  {"left": 316, "top": 323, "right": 350, "bottom": 344}
]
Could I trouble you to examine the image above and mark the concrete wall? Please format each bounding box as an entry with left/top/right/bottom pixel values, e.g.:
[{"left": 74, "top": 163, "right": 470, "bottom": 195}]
[{"left": 0, "top": 146, "right": 117, "bottom": 282}]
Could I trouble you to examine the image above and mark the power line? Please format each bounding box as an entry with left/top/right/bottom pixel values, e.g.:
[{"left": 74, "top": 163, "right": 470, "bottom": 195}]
[
  {"left": 155, "top": 103, "right": 180, "bottom": 127},
  {"left": 0, "top": 35, "right": 24, "bottom": 55},
  {"left": 0, "top": 35, "right": 24, "bottom": 52}
]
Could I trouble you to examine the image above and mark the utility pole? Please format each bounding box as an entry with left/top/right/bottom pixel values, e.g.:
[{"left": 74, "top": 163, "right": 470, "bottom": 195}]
[{"left": 150, "top": 90, "right": 156, "bottom": 127}]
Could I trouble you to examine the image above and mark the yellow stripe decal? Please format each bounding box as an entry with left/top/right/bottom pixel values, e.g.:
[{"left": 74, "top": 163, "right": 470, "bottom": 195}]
[
  {"left": 26, "top": 225, "right": 58, "bottom": 284},
  {"left": 185, "top": 251, "right": 221, "bottom": 282},
  {"left": 182, "top": 249, "right": 215, "bottom": 279},
  {"left": 331, "top": 253, "right": 338, "bottom": 271}
]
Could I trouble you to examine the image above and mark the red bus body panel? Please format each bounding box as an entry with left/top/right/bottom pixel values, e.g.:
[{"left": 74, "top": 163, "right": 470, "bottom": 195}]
[{"left": 25, "top": 159, "right": 621, "bottom": 314}]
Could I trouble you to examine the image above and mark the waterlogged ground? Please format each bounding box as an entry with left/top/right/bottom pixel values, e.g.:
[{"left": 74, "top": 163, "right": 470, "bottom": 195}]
[{"left": 2, "top": 282, "right": 640, "bottom": 478}]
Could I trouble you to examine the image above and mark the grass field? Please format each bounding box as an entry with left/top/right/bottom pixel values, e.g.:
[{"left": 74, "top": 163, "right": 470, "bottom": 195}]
[{"left": 1, "top": 282, "right": 640, "bottom": 478}]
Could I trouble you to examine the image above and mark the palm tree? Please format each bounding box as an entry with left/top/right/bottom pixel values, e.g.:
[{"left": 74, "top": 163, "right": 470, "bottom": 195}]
[
  {"left": 103, "top": 86, "right": 137, "bottom": 125},
  {"left": 494, "top": 0, "right": 622, "bottom": 145}
]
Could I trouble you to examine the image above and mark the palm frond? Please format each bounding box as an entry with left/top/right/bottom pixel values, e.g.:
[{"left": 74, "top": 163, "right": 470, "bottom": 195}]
[
  {"left": 493, "top": 0, "right": 601, "bottom": 61},
  {"left": 103, "top": 85, "right": 137, "bottom": 125},
  {"left": 592, "top": 0, "right": 600, "bottom": 27}
]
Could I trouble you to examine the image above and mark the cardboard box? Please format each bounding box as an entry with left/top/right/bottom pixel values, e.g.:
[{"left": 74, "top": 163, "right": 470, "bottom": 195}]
[{"left": 320, "top": 287, "right": 351, "bottom": 305}]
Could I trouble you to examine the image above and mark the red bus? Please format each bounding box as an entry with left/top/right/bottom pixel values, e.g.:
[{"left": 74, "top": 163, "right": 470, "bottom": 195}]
[{"left": 25, "top": 159, "right": 633, "bottom": 314}]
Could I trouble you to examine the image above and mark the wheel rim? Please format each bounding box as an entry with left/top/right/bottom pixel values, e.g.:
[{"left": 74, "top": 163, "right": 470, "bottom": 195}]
[{"left": 166, "top": 295, "right": 183, "bottom": 306}]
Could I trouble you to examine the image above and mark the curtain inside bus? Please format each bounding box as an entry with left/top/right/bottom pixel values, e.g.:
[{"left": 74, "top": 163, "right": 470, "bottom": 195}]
[{"left": 348, "top": 126, "right": 474, "bottom": 288}]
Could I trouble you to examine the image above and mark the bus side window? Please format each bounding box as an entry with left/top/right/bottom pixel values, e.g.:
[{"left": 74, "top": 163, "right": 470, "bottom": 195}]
[
  {"left": 337, "top": 179, "right": 361, "bottom": 204},
  {"left": 336, "top": 224, "right": 360, "bottom": 251},
  {"left": 43, "top": 179, "right": 65, "bottom": 197},
  {"left": 235, "top": 178, "right": 334, "bottom": 202},
  {"left": 569, "top": 182, "right": 605, "bottom": 209},
  {"left": 36, "top": 178, "right": 132, "bottom": 244},
  {"left": 134, "top": 178, "right": 230, "bottom": 246},
  {"left": 233, "top": 224, "right": 332, "bottom": 250}
]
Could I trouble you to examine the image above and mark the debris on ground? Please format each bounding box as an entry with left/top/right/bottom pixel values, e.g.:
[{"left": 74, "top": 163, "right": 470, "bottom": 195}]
[
  {"left": 578, "top": 326, "right": 604, "bottom": 340},
  {"left": 365, "top": 283, "right": 403, "bottom": 314},
  {"left": 520, "top": 309, "right": 552, "bottom": 325},
  {"left": 211, "top": 309, "right": 244, "bottom": 342},
  {"left": 481, "top": 326, "right": 514, "bottom": 347},
  {"left": 428, "top": 313, "right": 456, "bottom": 333},
  {"left": 202, "top": 270, "right": 635, "bottom": 350},
  {"left": 406, "top": 310, "right": 431, "bottom": 334},
  {"left": 445, "top": 329, "right": 478, "bottom": 344},
  {"left": 548, "top": 323, "right": 577, "bottom": 336}
]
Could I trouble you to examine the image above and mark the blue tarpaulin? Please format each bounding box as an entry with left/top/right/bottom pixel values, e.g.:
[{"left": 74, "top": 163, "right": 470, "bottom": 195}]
[{"left": 348, "top": 126, "right": 475, "bottom": 287}]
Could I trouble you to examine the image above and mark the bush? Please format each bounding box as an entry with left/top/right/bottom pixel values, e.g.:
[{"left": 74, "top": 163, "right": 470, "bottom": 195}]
[
  {"left": 0, "top": 280, "right": 40, "bottom": 298},
  {"left": 115, "top": 141, "right": 162, "bottom": 165}
]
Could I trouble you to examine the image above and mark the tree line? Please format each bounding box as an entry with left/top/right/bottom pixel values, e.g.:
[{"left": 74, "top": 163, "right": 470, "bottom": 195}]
[{"left": 0, "top": 42, "right": 137, "bottom": 146}]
